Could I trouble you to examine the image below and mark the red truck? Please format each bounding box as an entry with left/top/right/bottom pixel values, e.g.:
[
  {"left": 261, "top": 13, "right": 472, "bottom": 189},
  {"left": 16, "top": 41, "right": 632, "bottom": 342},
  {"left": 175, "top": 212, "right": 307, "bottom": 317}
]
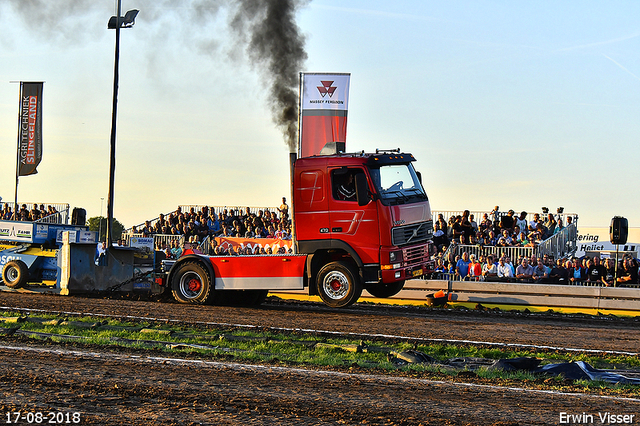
[{"left": 155, "top": 149, "right": 435, "bottom": 308}]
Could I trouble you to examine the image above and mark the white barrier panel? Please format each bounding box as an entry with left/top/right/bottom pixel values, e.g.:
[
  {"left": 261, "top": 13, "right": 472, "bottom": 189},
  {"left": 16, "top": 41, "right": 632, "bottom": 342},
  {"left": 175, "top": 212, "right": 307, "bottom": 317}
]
[{"left": 272, "top": 279, "right": 640, "bottom": 314}]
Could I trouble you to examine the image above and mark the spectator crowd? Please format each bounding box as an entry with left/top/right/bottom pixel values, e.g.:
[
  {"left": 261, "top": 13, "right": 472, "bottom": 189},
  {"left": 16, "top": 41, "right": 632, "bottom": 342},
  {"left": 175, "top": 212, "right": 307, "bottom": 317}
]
[
  {"left": 430, "top": 207, "right": 637, "bottom": 286},
  {"left": 119, "top": 202, "right": 639, "bottom": 287},
  {"left": 433, "top": 250, "right": 638, "bottom": 287},
  {"left": 128, "top": 198, "right": 294, "bottom": 259},
  {"left": 432, "top": 206, "right": 573, "bottom": 253},
  {"left": 1, "top": 203, "right": 59, "bottom": 222}
]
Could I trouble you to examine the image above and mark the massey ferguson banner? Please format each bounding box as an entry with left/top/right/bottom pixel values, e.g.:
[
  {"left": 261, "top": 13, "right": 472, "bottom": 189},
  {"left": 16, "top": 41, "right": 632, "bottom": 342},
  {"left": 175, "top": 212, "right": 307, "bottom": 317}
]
[
  {"left": 299, "top": 73, "right": 350, "bottom": 158},
  {"left": 17, "top": 82, "right": 43, "bottom": 176}
]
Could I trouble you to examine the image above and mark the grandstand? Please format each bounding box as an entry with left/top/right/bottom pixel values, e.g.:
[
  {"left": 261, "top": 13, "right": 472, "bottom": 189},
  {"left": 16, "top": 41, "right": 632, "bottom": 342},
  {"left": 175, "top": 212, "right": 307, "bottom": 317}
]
[{"left": 124, "top": 205, "right": 579, "bottom": 265}]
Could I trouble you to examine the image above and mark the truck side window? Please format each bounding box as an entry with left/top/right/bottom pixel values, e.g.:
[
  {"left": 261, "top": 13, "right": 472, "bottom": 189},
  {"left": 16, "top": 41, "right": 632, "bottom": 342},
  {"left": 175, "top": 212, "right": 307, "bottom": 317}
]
[{"left": 331, "top": 169, "right": 361, "bottom": 202}]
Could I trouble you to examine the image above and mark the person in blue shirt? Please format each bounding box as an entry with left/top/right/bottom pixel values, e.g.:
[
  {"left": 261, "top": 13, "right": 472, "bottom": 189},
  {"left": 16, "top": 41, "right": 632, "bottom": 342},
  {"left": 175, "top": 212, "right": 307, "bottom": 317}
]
[
  {"left": 456, "top": 252, "right": 471, "bottom": 281},
  {"left": 207, "top": 212, "right": 220, "bottom": 235}
]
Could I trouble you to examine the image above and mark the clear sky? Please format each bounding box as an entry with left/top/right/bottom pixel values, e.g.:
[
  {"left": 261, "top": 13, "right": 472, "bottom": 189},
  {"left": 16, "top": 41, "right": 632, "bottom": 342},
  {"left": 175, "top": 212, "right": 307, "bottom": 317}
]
[{"left": 0, "top": 1, "right": 639, "bottom": 229}]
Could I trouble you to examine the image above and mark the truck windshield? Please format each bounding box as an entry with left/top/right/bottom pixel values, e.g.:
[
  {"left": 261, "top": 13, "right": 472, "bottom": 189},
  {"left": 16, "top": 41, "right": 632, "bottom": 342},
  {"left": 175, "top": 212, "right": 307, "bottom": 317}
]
[{"left": 369, "top": 164, "right": 427, "bottom": 205}]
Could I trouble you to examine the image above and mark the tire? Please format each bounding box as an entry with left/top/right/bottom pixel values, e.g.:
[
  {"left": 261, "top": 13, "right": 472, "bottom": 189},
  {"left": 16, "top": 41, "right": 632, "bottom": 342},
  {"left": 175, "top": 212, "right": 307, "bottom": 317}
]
[
  {"left": 365, "top": 281, "right": 405, "bottom": 298},
  {"left": 2, "top": 260, "right": 29, "bottom": 289},
  {"left": 316, "top": 261, "right": 362, "bottom": 308},
  {"left": 171, "top": 261, "right": 213, "bottom": 304}
]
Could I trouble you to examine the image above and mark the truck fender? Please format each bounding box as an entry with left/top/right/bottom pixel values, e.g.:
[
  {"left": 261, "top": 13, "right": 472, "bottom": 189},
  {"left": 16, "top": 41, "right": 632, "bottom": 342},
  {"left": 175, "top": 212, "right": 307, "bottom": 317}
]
[
  {"left": 166, "top": 254, "right": 215, "bottom": 289},
  {"left": 300, "top": 239, "right": 366, "bottom": 295},
  {"left": 299, "top": 239, "right": 364, "bottom": 270}
]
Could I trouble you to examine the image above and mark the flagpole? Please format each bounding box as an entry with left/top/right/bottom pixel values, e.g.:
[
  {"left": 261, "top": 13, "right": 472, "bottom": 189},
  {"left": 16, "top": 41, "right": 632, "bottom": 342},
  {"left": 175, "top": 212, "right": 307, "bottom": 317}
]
[
  {"left": 297, "top": 72, "right": 303, "bottom": 156},
  {"left": 13, "top": 81, "right": 23, "bottom": 221}
]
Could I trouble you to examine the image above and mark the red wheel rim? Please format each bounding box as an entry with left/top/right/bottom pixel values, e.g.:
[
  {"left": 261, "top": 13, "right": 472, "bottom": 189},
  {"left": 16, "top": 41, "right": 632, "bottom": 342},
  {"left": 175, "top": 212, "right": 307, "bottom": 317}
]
[
  {"left": 330, "top": 279, "right": 342, "bottom": 292},
  {"left": 187, "top": 278, "right": 202, "bottom": 292}
]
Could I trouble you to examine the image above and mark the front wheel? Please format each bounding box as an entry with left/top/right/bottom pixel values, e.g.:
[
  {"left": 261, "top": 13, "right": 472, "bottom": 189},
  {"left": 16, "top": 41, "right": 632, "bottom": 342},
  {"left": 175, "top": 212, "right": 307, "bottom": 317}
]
[
  {"left": 365, "top": 281, "right": 405, "bottom": 298},
  {"left": 316, "top": 261, "right": 362, "bottom": 308},
  {"left": 2, "top": 260, "right": 29, "bottom": 289},
  {"left": 171, "top": 261, "right": 213, "bottom": 304}
]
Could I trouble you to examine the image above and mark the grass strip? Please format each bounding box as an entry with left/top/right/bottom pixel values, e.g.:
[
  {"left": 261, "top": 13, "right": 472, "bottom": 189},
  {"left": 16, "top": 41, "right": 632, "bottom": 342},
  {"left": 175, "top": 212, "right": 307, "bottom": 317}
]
[{"left": 0, "top": 311, "right": 638, "bottom": 395}]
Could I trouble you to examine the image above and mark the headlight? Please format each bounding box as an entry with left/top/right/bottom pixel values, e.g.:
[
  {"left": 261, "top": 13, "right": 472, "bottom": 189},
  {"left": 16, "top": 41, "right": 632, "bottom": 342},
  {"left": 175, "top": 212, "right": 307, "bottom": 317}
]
[{"left": 389, "top": 250, "right": 403, "bottom": 262}]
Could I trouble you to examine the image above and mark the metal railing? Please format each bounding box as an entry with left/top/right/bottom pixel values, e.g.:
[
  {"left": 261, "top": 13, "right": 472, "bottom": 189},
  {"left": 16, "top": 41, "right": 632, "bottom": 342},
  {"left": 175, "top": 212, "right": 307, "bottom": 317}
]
[
  {"left": 125, "top": 233, "right": 184, "bottom": 249},
  {"left": 178, "top": 205, "right": 278, "bottom": 217},
  {"left": 446, "top": 223, "right": 575, "bottom": 260},
  {"left": 1, "top": 202, "right": 70, "bottom": 224},
  {"left": 536, "top": 222, "right": 578, "bottom": 260},
  {"left": 447, "top": 244, "right": 536, "bottom": 262},
  {"left": 435, "top": 209, "right": 579, "bottom": 262},
  {"left": 34, "top": 208, "right": 70, "bottom": 225},
  {"left": 127, "top": 205, "right": 281, "bottom": 233},
  {"left": 432, "top": 210, "right": 578, "bottom": 228}
]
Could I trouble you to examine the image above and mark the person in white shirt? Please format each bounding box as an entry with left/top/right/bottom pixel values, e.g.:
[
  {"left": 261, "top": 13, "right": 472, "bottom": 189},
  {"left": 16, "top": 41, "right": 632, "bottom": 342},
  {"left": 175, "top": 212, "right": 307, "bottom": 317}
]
[
  {"left": 515, "top": 211, "right": 528, "bottom": 234},
  {"left": 95, "top": 241, "right": 106, "bottom": 265},
  {"left": 497, "top": 257, "right": 514, "bottom": 281},
  {"left": 482, "top": 255, "right": 498, "bottom": 281}
]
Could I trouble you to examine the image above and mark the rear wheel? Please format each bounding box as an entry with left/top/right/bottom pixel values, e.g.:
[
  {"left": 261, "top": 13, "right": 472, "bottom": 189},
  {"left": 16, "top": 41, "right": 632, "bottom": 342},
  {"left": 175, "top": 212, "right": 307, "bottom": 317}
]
[
  {"left": 171, "top": 261, "right": 213, "bottom": 304},
  {"left": 365, "top": 281, "right": 405, "bottom": 298},
  {"left": 316, "top": 261, "right": 362, "bottom": 308},
  {"left": 2, "top": 260, "right": 29, "bottom": 289}
]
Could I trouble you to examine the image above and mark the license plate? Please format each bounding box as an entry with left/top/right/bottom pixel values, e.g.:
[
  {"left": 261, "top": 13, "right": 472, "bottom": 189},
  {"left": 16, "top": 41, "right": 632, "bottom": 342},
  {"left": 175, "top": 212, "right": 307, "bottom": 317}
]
[{"left": 412, "top": 269, "right": 423, "bottom": 277}]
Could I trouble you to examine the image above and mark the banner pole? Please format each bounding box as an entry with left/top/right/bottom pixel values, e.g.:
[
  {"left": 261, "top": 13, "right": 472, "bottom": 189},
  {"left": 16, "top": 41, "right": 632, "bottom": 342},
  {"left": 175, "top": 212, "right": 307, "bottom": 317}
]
[
  {"left": 297, "top": 72, "right": 303, "bottom": 156},
  {"left": 13, "top": 81, "right": 23, "bottom": 220}
]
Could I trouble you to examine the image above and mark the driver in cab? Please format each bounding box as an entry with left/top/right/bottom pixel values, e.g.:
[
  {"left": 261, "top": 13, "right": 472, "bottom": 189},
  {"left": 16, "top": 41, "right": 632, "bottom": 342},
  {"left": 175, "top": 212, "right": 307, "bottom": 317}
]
[{"left": 338, "top": 173, "right": 357, "bottom": 201}]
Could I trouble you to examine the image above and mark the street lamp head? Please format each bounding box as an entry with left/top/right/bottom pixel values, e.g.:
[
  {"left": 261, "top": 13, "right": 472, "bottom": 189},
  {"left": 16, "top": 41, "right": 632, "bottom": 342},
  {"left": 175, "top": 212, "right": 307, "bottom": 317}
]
[
  {"left": 108, "top": 9, "right": 139, "bottom": 29},
  {"left": 123, "top": 9, "right": 139, "bottom": 26}
]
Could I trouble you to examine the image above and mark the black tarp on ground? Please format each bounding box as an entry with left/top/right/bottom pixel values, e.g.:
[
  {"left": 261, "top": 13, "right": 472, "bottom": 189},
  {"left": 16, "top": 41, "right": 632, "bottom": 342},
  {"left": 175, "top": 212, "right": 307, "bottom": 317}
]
[
  {"left": 534, "top": 361, "right": 640, "bottom": 385},
  {"left": 490, "top": 358, "right": 640, "bottom": 385}
]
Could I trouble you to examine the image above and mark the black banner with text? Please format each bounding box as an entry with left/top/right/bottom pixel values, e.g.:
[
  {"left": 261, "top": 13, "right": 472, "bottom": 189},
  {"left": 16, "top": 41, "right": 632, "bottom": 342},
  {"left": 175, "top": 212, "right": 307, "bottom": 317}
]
[{"left": 18, "top": 82, "right": 43, "bottom": 176}]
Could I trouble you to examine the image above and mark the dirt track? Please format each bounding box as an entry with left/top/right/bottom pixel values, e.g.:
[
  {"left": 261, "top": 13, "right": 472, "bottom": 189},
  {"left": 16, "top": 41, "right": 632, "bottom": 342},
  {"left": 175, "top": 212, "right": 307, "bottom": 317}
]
[{"left": 0, "top": 291, "right": 638, "bottom": 425}]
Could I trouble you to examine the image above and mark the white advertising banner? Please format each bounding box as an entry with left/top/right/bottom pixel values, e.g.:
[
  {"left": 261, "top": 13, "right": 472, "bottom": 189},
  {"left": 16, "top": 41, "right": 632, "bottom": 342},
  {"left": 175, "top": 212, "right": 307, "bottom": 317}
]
[
  {"left": 0, "top": 222, "right": 34, "bottom": 242},
  {"left": 299, "top": 72, "right": 351, "bottom": 158},
  {"left": 130, "top": 236, "right": 155, "bottom": 265},
  {"left": 575, "top": 227, "right": 640, "bottom": 258},
  {"left": 301, "top": 73, "right": 350, "bottom": 110}
]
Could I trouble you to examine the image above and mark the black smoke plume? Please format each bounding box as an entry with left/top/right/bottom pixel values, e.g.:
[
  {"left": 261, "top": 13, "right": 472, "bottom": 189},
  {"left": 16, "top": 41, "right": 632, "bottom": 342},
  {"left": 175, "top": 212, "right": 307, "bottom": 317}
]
[
  {"left": 229, "top": 0, "right": 308, "bottom": 152},
  {"left": 3, "top": 0, "right": 309, "bottom": 151}
]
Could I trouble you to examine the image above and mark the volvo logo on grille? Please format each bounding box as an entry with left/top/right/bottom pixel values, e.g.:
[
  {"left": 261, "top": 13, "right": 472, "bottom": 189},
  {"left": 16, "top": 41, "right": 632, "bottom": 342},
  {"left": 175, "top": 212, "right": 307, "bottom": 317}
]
[{"left": 393, "top": 220, "right": 405, "bottom": 226}]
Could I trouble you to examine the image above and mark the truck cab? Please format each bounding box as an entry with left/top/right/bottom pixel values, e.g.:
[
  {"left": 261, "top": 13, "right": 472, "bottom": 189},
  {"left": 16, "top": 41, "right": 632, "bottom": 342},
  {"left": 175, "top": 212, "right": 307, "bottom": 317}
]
[{"left": 293, "top": 150, "right": 434, "bottom": 306}]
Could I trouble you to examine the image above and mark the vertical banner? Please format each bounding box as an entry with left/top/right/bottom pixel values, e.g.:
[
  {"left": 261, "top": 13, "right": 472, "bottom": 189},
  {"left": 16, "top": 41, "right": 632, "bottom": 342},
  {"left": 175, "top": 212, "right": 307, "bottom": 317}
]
[
  {"left": 17, "top": 82, "right": 43, "bottom": 176},
  {"left": 299, "top": 73, "right": 350, "bottom": 158}
]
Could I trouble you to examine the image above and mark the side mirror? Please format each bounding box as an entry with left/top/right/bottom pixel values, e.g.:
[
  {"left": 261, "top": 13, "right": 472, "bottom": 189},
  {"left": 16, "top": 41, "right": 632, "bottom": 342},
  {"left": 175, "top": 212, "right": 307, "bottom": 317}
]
[
  {"left": 416, "top": 171, "right": 422, "bottom": 184},
  {"left": 355, "top": 174, "right": 369, "bottom": 206}
]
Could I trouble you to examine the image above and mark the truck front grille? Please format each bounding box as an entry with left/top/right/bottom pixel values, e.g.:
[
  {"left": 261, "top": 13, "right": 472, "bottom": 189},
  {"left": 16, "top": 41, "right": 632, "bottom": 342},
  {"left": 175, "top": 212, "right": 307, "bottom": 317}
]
[
  {"left": 404, "top": 245, "right": 428, "bottom": 263},
  {"left": 391, "top": 220, "right": 433, "bottom": 247}
]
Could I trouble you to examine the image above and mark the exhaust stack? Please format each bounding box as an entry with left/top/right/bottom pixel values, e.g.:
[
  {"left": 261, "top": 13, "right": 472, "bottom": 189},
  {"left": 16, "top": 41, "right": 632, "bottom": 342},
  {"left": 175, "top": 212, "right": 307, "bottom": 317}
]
[{"left": 289, "top": 152, "right": 297, "bottom": 253}]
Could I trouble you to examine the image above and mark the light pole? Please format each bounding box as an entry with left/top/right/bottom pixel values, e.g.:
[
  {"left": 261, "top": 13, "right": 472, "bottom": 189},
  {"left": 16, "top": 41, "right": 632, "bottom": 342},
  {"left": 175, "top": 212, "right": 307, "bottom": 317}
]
[{"left": 106, "top": 1, "right": 138, "bottom": 254}]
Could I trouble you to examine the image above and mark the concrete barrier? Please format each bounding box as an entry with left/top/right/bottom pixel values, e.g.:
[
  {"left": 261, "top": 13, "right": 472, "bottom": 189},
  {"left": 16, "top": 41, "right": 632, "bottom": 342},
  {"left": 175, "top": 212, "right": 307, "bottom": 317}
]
[
  {"left": 272, "top": 278, "right": 640, "bottom": 315},
  {"left": 400, "top": 279, "right": 640, "bottom": 314}
]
